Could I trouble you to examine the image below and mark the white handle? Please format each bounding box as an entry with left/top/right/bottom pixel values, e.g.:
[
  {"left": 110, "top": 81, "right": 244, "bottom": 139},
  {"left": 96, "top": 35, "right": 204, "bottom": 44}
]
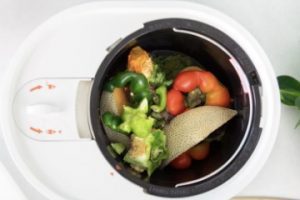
[
  {"left": 26, "top": 104, "right": 62, "bottom": 114},
  {"left": 13, "top": 78, "right": 94, "bottom": 141}
]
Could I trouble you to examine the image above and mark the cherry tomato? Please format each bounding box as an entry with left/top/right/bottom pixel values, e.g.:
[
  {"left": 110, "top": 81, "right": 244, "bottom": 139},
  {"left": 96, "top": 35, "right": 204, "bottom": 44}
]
[
  {"left": 167, "top": 89, "right": 186, "bottom": 116},
  {"left": 170, "top": 152, "right": 192, "bottom": 170},
  {"left": 188, "top": 142, "right": 210, "bottom": 160}
]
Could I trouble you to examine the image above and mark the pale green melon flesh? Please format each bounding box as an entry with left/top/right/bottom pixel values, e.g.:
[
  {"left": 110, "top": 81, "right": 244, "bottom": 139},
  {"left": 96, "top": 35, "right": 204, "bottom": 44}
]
[
  {"left": 100, "top": 91, "right": 130, "bottom": 147},
  {"left": 164, "top": 106, "right": 238, "bottom": 165},
  {"left": 100, "top": 91, "right": 118, "bottom": 114}
]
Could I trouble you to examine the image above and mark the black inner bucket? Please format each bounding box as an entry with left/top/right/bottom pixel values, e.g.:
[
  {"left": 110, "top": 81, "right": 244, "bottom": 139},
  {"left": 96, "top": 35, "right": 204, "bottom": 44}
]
[{"left": 90, "top": 19, "right": 261, "bottom": 197}]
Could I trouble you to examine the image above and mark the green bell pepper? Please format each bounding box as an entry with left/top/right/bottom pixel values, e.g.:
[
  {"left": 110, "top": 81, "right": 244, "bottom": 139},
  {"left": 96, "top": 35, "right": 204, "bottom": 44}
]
[
  {"left": 104, "top": 71, "right": 152, "bottom": 103},
  {"left": 118, "top": 98, "right": 155, "bottom": 138},
  {"left": 151, "top": 86, "right": 167, "bottom": 113},
  {"left": 102, "top": 112, "right": 122, "bottom": 131},
  {"left": 111, "top": 143, "right": 126, "bottom": 155}
]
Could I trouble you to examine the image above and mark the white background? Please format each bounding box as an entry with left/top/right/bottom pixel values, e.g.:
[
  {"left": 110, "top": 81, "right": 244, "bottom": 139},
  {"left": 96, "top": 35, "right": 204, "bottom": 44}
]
[{"left": 0, "top": 0, "right": 299, "bottom": 199}]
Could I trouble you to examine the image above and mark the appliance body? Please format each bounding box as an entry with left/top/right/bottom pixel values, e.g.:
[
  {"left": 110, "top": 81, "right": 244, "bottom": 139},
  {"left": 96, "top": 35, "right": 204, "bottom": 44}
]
[{"left": 0, "top": 1, "right": 280, "bottom": 200}]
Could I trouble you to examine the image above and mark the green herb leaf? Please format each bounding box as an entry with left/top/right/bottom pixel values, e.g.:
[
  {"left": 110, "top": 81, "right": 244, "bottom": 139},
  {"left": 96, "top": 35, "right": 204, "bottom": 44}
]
[
  {"left": 277, "top": 75, "right": 300, "bottom": 129},
  {"left": 152, "top": 52, "right": 201, "bottom": 79},
  {"left": 277, "top": 75, "right": 300, "bottom": 106},
  {"left": 295, "top": 119, "right": 300, "bottom": 128},
  {"left": 295, "top": 96, "right": 300, "bottom": 110}
]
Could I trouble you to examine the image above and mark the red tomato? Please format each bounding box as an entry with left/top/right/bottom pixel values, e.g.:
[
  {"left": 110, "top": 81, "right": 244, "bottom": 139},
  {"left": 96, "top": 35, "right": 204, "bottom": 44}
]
[
  {"left": 195, "top": 71, "right": 218, "bottom": 93},
  {"left": 172, "top": 70, "right": 231, "bottom": 108},
  {"left": 167, "top": 89, "right": 186, "bottom": 116},
  {"left": 188, "top": 142, "right": 210, "bottom": 160},
  {"left": 170, "top": 152, "right": 192, "bottom": 170},
  {"left": 205, "top": 85, "right": 230, "bottom": 107},
  {"left": 173, "top": 70, "right": 198, "bottom": 92}
]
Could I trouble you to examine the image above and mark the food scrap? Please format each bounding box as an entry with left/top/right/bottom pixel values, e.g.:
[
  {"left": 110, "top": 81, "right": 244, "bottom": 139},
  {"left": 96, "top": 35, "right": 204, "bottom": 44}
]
[{"left": 100, "top": 46, "right": 237, "bottom": 175}]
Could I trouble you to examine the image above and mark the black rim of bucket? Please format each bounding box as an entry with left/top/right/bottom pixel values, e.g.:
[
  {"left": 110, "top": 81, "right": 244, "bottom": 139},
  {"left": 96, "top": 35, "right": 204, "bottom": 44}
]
[{"left": 90, "top": 18, "right": 262, "bottom": 197}]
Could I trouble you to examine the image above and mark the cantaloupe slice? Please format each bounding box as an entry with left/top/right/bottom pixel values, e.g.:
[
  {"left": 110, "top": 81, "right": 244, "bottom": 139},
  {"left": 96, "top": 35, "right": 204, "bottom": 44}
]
[
  {"left": 163, "top": 106, "right": 237, "bottom": 165},
  {"left": 100, "top": 88, "right": 130, "bottom": 147},
  {"left": 100, "top": 88, "right": 128, "bottom": 115}
]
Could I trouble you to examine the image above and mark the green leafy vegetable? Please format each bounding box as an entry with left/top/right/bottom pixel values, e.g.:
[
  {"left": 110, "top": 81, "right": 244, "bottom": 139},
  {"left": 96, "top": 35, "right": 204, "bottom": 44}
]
[
  {"left": 149, "top": 64, "right": 165, "bottom": 86},
  {"left": 149, "top": 64, "right": 172, "bottom": 87},
  {"left": 295, "top": 96, "right": 300, "bottom": 109},
  {"left": 277, "top": 75, "right": 300, "bottom": 128},
  {"left": 296, "top": 120, "right": 300, "bottom": 129},
  {"left": 123, "top": 130, "right": 168, "bottom": 176},
  {"left": 153, "top": 53, "right": 199, "bottom": 79},
  {"left": 118, "top": 98, "right": 155, "bottom": 138},
  {"left": 277, "top": 75, "right": 300, "bottom": 106},
  {"left": 148, "top": 130, "right": 168, "bottom": 175},
  {"left": 124, "top": 135, "right": 153, "bottom": 171}
]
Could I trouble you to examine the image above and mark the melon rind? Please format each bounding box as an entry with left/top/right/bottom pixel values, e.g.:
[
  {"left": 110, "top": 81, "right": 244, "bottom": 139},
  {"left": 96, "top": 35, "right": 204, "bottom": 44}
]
[{"left": 164, "top": 106, "right": 237, "bottom": 165}]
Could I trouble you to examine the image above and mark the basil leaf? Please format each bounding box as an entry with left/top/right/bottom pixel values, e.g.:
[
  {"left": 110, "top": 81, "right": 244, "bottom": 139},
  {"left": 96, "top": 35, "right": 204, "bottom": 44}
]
[{"left": 277, "top": 75, "right": 300, "bottom": 106}]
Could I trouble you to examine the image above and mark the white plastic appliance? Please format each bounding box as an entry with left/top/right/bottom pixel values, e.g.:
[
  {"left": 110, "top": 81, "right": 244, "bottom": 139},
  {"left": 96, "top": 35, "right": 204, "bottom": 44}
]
[{"left": 0, "top": 1, "right": 280, "bottom": 200}]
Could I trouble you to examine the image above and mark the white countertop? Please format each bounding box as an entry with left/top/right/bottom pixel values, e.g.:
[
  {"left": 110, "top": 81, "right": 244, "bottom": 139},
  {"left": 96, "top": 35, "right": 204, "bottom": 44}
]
[{"left": 0, "top": 0, "right": 299, "bottom": 199}]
